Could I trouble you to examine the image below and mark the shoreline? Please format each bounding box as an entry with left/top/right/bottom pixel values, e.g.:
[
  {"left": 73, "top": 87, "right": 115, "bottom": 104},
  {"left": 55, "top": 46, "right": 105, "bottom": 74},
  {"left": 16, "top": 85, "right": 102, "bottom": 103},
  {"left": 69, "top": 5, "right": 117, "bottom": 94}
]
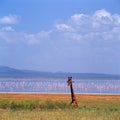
[
  {"left": 0, "top": 92, "right": 120, "bottom": 96},
  {"left": 0, "top": 92, "right": 120, "bottom": 95}
]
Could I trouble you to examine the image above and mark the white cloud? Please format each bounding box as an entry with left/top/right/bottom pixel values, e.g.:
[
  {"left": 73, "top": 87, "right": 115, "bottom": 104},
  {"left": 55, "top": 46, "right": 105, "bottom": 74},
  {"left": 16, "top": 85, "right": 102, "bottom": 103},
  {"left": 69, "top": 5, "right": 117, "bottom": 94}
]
[
  {"left": 70, "top": 14, "right": 88, "bottom": 23},
  {"left": 25, "top": 31, "right": 51, "bottom": 45},
  {"left": 56, "top": 24, "right": 73, "bottom": 32},
  {"left": 0, "top": 30, "right": 51, "bottom": 45},
  {"left": 0, "top": 9, "right": 120, "bottom": 47},
  {"left": 94, "top": 9, "right": 111, "bottom": 18},
  {"left": 0, "top": 15, "right": 20, "bottom": 24},
  {"left": 1, "top": 26, "right": 14, "bottom": 32}
]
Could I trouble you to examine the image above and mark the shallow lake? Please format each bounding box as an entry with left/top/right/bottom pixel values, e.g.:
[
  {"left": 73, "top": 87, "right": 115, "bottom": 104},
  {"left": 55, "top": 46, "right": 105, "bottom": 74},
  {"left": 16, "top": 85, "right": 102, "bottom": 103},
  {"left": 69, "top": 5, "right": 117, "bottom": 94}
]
[{"left": 0, "top": 78, "right": 120, "bottom": 94}]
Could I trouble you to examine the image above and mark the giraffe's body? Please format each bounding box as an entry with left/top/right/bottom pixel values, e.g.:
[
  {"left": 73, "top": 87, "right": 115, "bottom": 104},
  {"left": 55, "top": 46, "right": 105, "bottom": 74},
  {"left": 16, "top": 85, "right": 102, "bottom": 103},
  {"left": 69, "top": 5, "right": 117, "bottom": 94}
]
[{"left": 67, "top": 77, "right": 78, "bottom": 107}]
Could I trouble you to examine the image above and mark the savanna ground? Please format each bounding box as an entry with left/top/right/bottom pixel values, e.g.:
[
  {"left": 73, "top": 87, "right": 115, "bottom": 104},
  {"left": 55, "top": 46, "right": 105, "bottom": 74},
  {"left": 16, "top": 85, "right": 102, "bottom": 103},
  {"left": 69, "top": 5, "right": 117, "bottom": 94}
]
[{"left": 0, "top": 93, "right": 120, "bottom": 120}]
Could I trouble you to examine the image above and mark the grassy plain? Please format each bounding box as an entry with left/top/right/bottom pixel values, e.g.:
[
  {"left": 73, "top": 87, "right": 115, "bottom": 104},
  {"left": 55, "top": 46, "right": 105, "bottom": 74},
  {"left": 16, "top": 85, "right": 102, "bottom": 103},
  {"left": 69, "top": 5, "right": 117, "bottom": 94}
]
[{"left": 0, "top": 93, "right": 120, "bottom": 120}]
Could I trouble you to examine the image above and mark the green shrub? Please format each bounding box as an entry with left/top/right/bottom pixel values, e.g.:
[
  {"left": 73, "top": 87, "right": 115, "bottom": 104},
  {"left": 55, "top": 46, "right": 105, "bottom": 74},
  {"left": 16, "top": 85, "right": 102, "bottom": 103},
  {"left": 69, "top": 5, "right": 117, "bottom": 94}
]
[
  {"left": 40, "top": 100, "right": 70, "bottom": 109},
  {"left": 0, "top": 100, "right": 10, "bottom": 109},
  {"left": 0, "top": 100, "right": 71, "bottom": 110},
  {"left": 0, "top": 100, "right": 39, "bottom": 110},
  {"left": 40, "top": 100, "right": 57, "bottom": 109},
  {"left": 21, "top": 100, "right": 39, "bottom": 110}
]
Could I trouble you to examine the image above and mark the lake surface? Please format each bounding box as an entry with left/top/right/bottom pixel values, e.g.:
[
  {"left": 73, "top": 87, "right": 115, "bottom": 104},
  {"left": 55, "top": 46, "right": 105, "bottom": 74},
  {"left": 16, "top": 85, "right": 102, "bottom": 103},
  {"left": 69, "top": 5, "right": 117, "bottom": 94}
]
[{"left": 0, "top": 78, "right": 120, "bottom": 94}]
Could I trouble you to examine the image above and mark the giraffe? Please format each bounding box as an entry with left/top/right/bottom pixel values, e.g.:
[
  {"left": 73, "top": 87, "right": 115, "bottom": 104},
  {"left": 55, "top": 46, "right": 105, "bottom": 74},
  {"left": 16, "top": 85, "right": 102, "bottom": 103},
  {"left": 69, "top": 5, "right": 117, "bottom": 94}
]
[{"left": 67, "top": 77, "right": 78, "bottom": 107}]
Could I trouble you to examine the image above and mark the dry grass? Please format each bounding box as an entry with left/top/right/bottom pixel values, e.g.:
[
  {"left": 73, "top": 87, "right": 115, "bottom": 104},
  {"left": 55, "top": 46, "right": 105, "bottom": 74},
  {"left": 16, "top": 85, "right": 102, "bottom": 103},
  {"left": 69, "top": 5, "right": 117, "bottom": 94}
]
[
  {"left": 0, "top": 108, "right": 120, "bottom": 120},
  {"left": 0, "top": 93, "right": 120, "bottom": 120}
]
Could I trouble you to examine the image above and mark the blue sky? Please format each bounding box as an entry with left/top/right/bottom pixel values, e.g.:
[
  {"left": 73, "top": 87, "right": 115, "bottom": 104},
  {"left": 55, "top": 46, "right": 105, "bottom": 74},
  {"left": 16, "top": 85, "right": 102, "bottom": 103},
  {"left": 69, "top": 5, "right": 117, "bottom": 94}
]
[{"left": 0, "top": 0, "right": 120, "bottom": 74}]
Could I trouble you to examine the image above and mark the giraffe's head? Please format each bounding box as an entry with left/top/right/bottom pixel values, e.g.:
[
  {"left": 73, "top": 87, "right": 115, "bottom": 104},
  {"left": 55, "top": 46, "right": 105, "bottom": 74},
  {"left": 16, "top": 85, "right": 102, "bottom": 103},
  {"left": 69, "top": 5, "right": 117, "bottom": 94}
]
[{"left": 67, "top": 77, "right": 72, "bottom": 86}]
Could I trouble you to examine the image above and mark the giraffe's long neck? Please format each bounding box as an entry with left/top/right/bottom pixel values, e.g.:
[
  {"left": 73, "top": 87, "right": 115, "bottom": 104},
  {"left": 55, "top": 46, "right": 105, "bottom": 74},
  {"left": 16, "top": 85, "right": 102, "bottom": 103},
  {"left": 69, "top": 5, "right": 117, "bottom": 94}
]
[
  {"left": 70, "top": 83, "right": 76, "bottom": 103},
  {"left": 70, "top": 83, "right": 78, "bottom": 107}
]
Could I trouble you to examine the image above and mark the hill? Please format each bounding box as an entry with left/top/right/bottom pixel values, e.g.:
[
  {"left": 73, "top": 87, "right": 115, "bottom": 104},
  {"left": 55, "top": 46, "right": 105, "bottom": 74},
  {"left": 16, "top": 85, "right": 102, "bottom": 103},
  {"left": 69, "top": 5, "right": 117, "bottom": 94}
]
[{"left": 0, "top": 66, "right": 120, "bottom": 79}]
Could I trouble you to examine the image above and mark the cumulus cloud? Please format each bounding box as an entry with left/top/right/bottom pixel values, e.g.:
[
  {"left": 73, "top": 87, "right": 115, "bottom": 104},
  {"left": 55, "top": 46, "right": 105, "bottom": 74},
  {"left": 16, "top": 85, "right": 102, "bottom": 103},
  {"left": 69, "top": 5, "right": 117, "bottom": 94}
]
[
  {"left": 56, "top": 24, "right": 73, "bottom": 32},
  {"left": 0, "top": 9, "right": 120, "bottom": 47},
  {"left": 94, "top": 9, "right": 111, "bottom": 18},
  {"left": 55, "top": 9, "right": 120, "bottom": 44},
  {"left": 0, "top": 15, "right": 20, "bottom": 24}
]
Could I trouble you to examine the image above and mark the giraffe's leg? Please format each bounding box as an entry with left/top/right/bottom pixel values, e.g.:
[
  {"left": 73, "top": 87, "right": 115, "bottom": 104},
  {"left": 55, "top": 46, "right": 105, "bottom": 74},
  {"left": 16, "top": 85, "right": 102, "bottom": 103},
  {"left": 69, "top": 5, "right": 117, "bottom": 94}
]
[{"left": 72, "top": 100, "right": 78, "bottom": 107}]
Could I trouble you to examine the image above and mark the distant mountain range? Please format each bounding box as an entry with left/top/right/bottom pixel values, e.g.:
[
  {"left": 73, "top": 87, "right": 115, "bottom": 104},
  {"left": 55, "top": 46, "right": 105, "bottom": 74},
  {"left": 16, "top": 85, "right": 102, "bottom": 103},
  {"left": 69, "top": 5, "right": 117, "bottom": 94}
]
[{"left": 0, "top": 66, "right": 120, "bottom": 79}]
